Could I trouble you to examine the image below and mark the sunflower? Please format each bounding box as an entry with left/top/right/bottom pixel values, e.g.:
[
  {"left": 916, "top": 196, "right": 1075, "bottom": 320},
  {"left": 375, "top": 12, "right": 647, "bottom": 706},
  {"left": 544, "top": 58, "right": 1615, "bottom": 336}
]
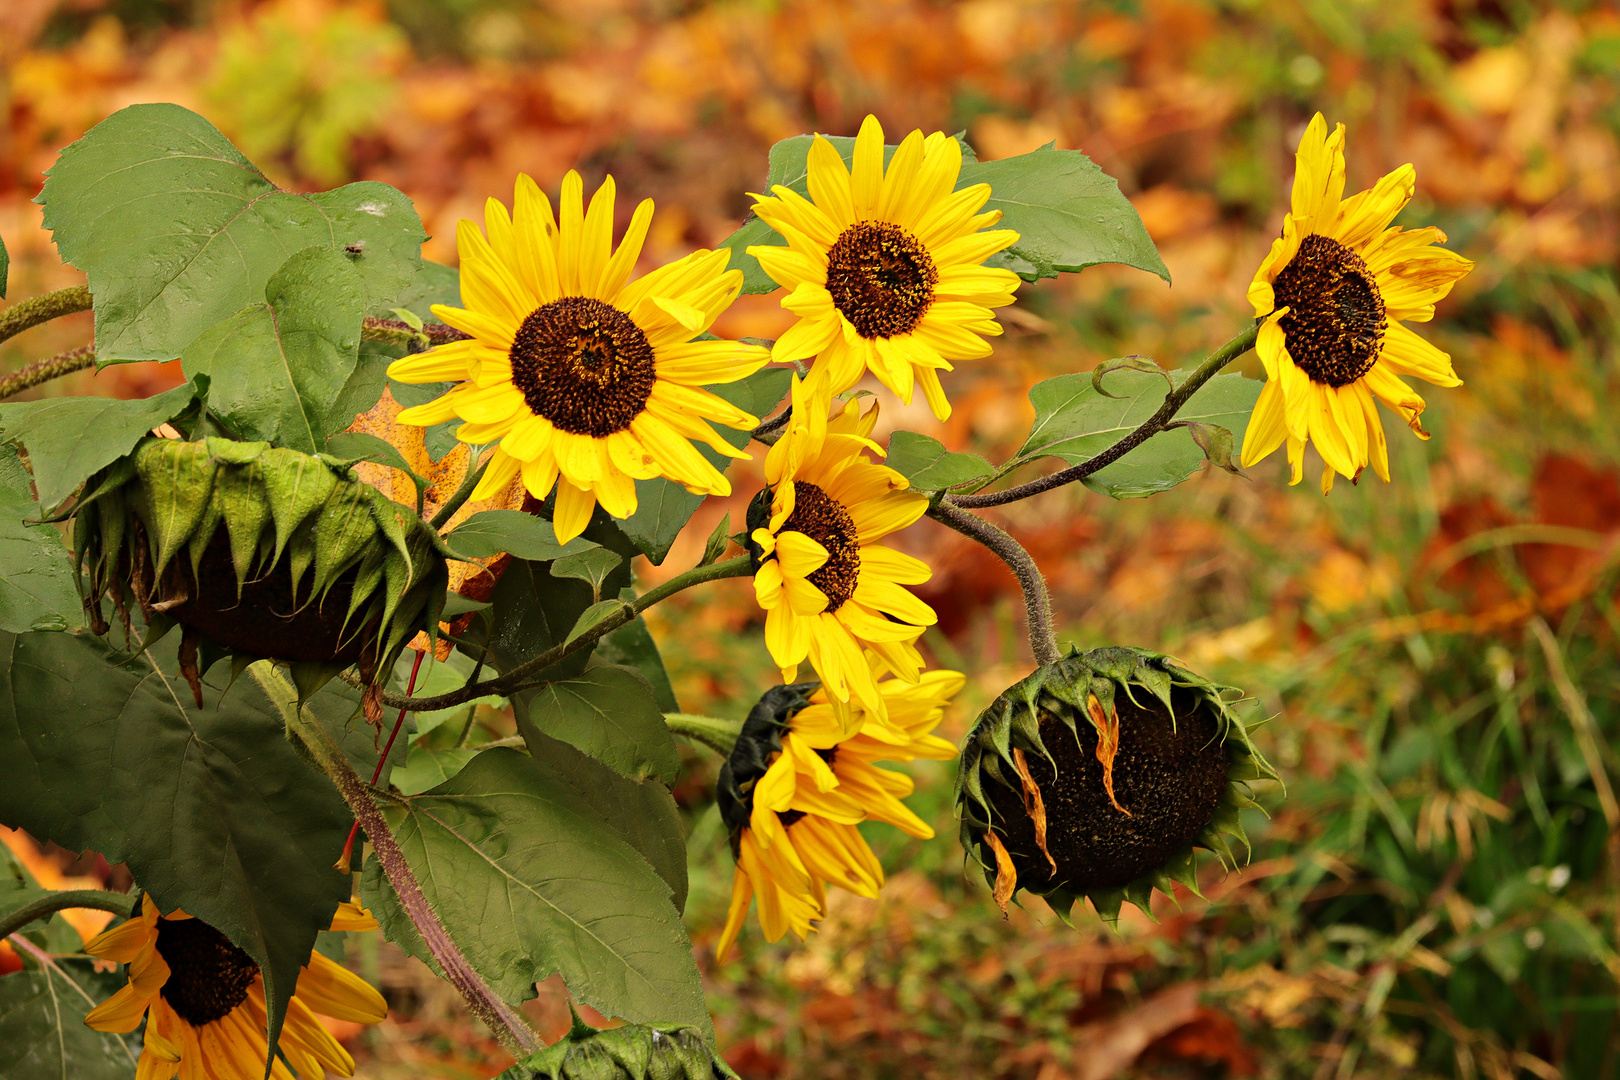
[
  {"left": 1242, "top": 113, "right": 1475, "bottom": 493},
  {"left": 715, "top": 670, "right": 963, "bottom": 960},
  {"left": 83, "top": 896, "right": 387, "bottom": 1080},
  {"left": 748, "top": 379, "right": 936, "bottom": 729},
  {"left": 388, "top": 172, "right": 771, "bottom": 543},
  {"left": 746, "top": 115, "right": 1021, "bottom": 421}
]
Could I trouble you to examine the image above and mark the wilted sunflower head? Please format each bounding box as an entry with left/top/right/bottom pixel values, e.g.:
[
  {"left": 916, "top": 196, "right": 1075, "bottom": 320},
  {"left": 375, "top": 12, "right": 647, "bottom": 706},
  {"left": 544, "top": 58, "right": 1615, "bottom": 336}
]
[
  {"left": 1242, "top": 113, "right": 1474, "bottom": 494},
  {"left": 746, "top": 114, "right": 1022, "bottom": 421},
  {"left": 72, "top": 437, "right": 452, "bottom": 703},
  {"left": 497, "top": 1006, "right": 738, "bottom": 1080},
  {"left": 955, "top": 646, "right": 1279, "bottom": 923}
]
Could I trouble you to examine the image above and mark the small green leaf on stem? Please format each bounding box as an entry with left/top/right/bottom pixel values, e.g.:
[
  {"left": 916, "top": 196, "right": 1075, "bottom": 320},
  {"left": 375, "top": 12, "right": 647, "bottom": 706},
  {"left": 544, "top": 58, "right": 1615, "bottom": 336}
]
[
  {"left": 885, "top": 430, "right": 994, "bottom": 493},
  {"left": 326, "top": 431, "right": 431, "bottom": 511},
  {"left": 1167, "top": 420, "right": 1245, "bottom": 476},
  {"left": 700, "top": 512, "right": 731, "bottom": 567},
  {"left": 390, "top": 307, "right": 424, "bottom": 332},
  {"left": 565, "top": 599, "right": 634, "bottom": 645},
  {"left": 553, "top": 548, "right": 624, "bottom": 603}
]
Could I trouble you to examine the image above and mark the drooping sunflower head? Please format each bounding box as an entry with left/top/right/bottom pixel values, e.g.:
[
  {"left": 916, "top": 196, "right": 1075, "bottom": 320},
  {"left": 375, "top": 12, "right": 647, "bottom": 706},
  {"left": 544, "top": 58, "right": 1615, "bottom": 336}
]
[
  {"left": 1242, "top": 113, "right": 1475, "bottom": 493},
  {"left": 83, "top": 896, "right": 386, "bottom": 1080},
  {"left": 497, "top": 1005, "right": 738, "bottom": 1079},
  {"left": 955, "top": 647, "right": 1279, "bottom": 923},
  {"left": 388, "top": 171, "right": 771, "bottom": 543},
  {"left": 74, "top": 437, "right": 452, "bottom": 703},
  {"left": 713, "top": 669, "right": 962, "bottom": 961},
  {"left": 747, "top": 115, "right": 1022, "bottom": 421},
  {"left": 746, "top": 381, "right": 935, "bottom": 729}
]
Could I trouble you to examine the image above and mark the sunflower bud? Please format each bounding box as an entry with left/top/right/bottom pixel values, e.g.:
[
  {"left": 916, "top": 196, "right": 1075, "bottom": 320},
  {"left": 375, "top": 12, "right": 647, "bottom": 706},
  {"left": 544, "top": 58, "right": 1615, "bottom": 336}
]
[
  {"left": 955, "top": 646, "right": 1279, "bottom": 923},
  {"left": 74, "top": 437, "right": 452, "bottom": 704},
  {"left": 497, "top": 1008, "right": 738, "bottom": 1080}
]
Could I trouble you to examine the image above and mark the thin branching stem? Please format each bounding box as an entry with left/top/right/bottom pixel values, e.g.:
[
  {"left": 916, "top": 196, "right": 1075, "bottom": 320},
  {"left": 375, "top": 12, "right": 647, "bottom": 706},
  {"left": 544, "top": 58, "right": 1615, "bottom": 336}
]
[
  {"left": 377, "top": 554, "right": 754, "bottom": 712},
  {"left": 0, "top": 346, "right": 96, "bottom": 400},
  {"left": 926, "top": 501, "right": 1059, "bottom": 665},
  {"left": 0, "top": 285, "right": 93, "bottom": 347},
  {"left": 0, "top": 890, "right": 139, "bottom": 942},
  {"left": 664, "top": 712, "right": 744, "bottom": 757},
  {"left": 428, "top": 452, "right": 491, "bottom": 530},
  {"left": 948, "top": 323, "right": 1259, "bottom": 510},
  {"left": 252, "top": 662, "right": 543, "bottom": 1058}
]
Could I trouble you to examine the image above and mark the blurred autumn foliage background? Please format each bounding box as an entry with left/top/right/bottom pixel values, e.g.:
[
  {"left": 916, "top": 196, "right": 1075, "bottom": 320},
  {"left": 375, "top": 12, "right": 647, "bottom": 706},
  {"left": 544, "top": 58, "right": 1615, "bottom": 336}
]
[{"left": 6, "top": 0, "right": 1620, "bottom": 1077}]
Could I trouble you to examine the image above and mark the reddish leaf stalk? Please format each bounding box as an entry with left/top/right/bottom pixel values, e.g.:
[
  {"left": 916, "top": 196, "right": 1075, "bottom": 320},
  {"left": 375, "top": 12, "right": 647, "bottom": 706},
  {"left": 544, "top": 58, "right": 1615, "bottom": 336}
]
[{"left": 336, "top": 648, "right": 425, "bottom": 874}]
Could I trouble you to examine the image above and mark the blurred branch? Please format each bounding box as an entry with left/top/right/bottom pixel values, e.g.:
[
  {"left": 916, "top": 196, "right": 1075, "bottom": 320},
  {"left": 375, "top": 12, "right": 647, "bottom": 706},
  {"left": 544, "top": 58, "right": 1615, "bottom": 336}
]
[
  {"left": 948, "top": 323, "right": 1258, "bottom": 510},
  {"left": 0, "top": 345, "right": 95, "bottom": 400},
  {"left": 0, "top": 285, "right": 93, "bottom": 347},
  {"left": 1529, "top": 615, "right": 1619, "bottom": 829},
  {"left": 926, "top": 501, "right": 1058, "bottom": 665}
]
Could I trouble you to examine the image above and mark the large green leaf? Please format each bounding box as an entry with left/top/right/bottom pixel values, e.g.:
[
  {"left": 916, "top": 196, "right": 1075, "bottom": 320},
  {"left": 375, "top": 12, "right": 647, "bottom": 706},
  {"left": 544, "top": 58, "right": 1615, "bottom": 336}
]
[
  {"left": 522, "top": 666, "right": 678, "bottom": 784},
  {"left": 591, "top": 600, "right": 679, "bottom": 714},
  {"left": 445, "top": 510, "right": 599, "bottom": 562},
  {"left": 359, "top": 746, "right": 708, "bottom": 1036},
  {"left": 0, "top": 628, "right": 375, "bottom": 1063},
  {"left": 722, "top": 134, "right": 1164, "bottom": 292},
  {"left": 336, "top": 260, "right": 466, "bottom": 439},
  {"left": 883, "top": 430, "right": 993, "bottom": 494},
  {"left": 615, "top": 367, "right": 792, "bottom": 563},
  {"left": 0, "top": 969, "right": 138, "bottom": 1080},
  {"left": 1014, "top": 368, "right": 1262, "bottom": 499},
  {"left": 40, "top": 103, "right": 424, "bottom": 363},
  {"left": 181, "top": 246, "right": 365, "bottom": 454},
  {"left": 0, "top": 378, "right": 202, "bottom": 511},
  {"left": 0, "top": 445, "right": 83, "bottom": 634}
]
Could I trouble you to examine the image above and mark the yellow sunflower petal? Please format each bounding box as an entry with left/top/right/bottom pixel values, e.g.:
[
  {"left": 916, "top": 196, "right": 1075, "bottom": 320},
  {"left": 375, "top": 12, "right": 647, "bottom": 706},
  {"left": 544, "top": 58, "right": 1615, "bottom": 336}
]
[
  {"left": 552, "top": 479, "right": 597, "bottom": 543},
  {"left": 297, "top": 952, "right": 388, "bottom": 1024},
  {"left": 599, "top": 197, "right": 654, "bottom": 304},
  {"left": 84, "top": 981, "right": 157, "bottom": 1034},
  {"left": 1240, "top": 377, "right": 1289, "bottom": 469},
  {"left": 806, "top": 135, "right": 856, "bottom": 229},
  {"left": 714, "top": 864, "right": 755, "bottom": 963},
  {"left": 850, "top": 114, "right": 885, "bottom": 220},
  {"left": 1379, "top": 321, "right": 1461, "bottom": 387},
  {"left": 557, "top": 170, "right": 585, "bottom": 295}
]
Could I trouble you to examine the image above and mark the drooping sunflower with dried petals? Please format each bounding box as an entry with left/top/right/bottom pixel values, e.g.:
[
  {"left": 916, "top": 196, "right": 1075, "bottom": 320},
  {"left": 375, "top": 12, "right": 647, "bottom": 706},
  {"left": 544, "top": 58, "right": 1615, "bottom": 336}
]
[
  {"left": 747, "top": 115, "right": 1021, "bottom": 420},
  {"left": 83, "top": 896, "right": 386, "bottom": 1080},
  {"left": 1242, "top": 113, "right": 1475, "bottom": 492},
  {"left": 389, "top": 172, "right": 770, "bottom": 543},
  {"left": 715, "top": 669, "right": 962, "bottom": 960},
  {"left": 746, "top": 380, "right": 936, "bottom": 728}
]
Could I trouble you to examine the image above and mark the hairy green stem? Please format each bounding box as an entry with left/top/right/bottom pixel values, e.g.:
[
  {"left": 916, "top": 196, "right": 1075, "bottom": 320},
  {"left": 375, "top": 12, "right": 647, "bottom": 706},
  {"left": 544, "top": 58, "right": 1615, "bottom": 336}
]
[
  {"left": 0, "top": 285, "right": 93, "bottom": 347},
  {"left": 360, "top": 317, "right": 469, "bottom": 351},
  {"left": 379, "top": 555, "right": 754, "bottom": 712},
  {"left": 0, "top": 345, "right": 95, "bottom": 400},
  {"left": 926, "top": 502, "right": 1059, "bottom": 665},
  {"left": 429, "top": 452, "right": 491, "bottom": 530},
  {"left": 251, "top": 662, "right": 542, "bottom": 1057},
  {"left": 664, "top": 713, "right": 744, "bottom": 757},
  {"left": 949, "top": 323, "right": 1259, "bottom": 509},
  {"left": 0, "top": 890, "right": 139, "bottom": 942}
]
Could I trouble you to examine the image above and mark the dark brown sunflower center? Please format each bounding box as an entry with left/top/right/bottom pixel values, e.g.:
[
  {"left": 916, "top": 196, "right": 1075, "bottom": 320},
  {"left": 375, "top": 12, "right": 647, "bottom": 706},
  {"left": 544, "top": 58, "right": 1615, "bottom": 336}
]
[
  {"left": 509, "top": 296, "right": 657, "bottom": 437},
  {"left": 1271, "top": 233, "right": 1386, "bottom": 388},
  {"left": 781, "top": 482, "right": 861, "bottom": 612},
  {"left": 825, "top": 221, "right": 938, "bottom": 339},
  {"left": 155, "top": 917, "right": 260, "bottom": 1026}
]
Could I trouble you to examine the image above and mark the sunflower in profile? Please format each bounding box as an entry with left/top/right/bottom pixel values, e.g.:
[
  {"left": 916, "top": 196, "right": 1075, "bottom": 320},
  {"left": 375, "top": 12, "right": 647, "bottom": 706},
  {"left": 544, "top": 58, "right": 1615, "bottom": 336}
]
[
  {"left": 83, "top": 896, "right": 386, "bottom": 1079},
  {"left": 748, "top": 379, "right": 935, "bottom": 729},
  {"left": 1242, "top": 113, "right": 1475, "bottom": 493},
  {"left": 714, "top": 670, "right": 962, "bottom": 960},
  {"left": 389, "top": 172, "right": 770, "bottom": 543},
  {"left": 747, "top": 115, "right": 1021, "bottom": 421}
]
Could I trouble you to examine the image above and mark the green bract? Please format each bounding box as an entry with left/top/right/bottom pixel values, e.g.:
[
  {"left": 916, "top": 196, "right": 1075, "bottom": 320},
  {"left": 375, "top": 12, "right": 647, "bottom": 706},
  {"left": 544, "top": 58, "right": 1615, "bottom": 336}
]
[
  {"left": 73, "top": 435, "right": 451, "bottom": 699},
  {"left": 955, "top": 646, "right": 1279, "bottom": 922},
  {"left": 497, "top": 1010, "right": 738, "bottom": 1080}
]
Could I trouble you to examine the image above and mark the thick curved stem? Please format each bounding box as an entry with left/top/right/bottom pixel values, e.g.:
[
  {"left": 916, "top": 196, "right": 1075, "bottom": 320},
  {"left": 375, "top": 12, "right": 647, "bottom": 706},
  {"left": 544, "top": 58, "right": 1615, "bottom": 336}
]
[
  {"left": 0, "top": 346, "right": 95, "bottom": 400},
  {"left": 950, "top": 324, "right": 1259, "bottom": 510},
  {"left": 378, "top": 554, "right": 754, "bottom": 712},
  {"left": 0, "top": 890, "right": 139, "bottom": 942},
  {"left": 253, "top": 663, "right": 542, "bottom": 1058},
  {"left": 926, "top": 502, "right": 1059, "bottom": 666},
  {"left": 0, "top": 286, "right": 93, "bottom": 347}
]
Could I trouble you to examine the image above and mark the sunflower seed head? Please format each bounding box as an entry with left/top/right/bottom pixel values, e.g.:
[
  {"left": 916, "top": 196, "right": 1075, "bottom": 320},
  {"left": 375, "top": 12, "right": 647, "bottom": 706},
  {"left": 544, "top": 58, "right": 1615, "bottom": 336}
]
[{"left": 955, "top": 645, "right": 1280, "bottom": 923}]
